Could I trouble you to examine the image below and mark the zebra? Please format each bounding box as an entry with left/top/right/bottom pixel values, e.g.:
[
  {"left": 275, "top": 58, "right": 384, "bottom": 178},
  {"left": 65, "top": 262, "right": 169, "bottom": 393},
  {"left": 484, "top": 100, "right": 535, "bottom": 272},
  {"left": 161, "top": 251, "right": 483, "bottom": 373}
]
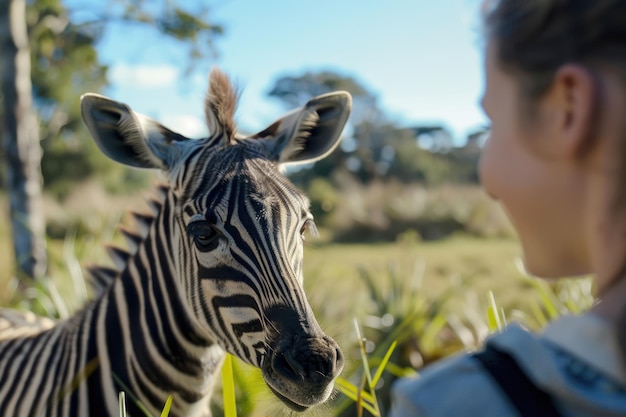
[{"left": 0, "top": 68, "right": 352, "bottom": 417}]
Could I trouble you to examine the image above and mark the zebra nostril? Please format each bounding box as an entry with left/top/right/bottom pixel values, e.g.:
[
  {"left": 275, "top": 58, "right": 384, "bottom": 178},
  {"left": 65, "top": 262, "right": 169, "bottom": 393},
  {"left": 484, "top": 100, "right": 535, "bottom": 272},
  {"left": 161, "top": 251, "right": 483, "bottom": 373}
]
[
  {"left": 270, "top": 338, "right": 344, "bottom": 382},
  {"left": 334, "top": 346, "right": 345, "bottom": 374},
  {"left": 272, "top": 351, "right": 305, "bottom": 380},
  {"left": 285, "top": 351, "right": 306, "bottom": 378}
]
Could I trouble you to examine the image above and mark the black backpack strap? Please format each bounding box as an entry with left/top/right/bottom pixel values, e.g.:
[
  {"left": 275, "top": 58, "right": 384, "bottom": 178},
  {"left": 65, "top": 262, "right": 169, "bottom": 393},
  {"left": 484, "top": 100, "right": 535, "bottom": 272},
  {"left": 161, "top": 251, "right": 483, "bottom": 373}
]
[{"left": 474, "top": 344, "right": 563, "bottom": 417}]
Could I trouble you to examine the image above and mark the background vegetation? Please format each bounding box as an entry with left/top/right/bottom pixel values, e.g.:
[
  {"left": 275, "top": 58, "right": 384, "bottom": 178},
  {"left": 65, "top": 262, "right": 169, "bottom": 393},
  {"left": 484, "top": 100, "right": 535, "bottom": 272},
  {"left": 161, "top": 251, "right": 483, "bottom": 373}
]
[{"left": 0, "top": 1, "right": 595, "bottom": 416}]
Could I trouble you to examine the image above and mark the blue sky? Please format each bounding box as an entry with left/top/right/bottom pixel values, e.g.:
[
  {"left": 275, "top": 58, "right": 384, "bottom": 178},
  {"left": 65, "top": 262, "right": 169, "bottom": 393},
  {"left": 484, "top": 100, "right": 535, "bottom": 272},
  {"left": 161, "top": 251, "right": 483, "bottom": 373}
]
[{"left": 74, "top": 0, "right": 487, "bottom": 142}]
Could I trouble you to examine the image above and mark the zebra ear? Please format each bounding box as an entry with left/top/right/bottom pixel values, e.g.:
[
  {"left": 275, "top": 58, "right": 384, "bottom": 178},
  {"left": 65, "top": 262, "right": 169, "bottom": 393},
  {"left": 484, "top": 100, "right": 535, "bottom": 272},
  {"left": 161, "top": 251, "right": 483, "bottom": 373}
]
[
  {"left": 80, "top": 93, "right": 189, "bottom": 170},
  {"left": 252, "top": 91, "right": 352, "bottom": 164}
]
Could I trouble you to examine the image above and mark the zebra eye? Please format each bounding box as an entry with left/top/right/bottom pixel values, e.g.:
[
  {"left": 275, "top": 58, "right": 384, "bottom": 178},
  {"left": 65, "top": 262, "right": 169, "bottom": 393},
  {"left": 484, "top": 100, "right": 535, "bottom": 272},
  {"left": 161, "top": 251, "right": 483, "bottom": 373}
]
[{"left": 187, "top": 221, "right": 220, "bottom": 252}]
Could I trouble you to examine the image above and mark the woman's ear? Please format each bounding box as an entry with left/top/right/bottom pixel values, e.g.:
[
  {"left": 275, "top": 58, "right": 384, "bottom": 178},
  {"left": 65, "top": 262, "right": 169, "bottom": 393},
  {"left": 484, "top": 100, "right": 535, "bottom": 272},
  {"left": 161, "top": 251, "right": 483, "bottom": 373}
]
[{"left": 553, "top": 64, "right": 598, "bottom": 157}]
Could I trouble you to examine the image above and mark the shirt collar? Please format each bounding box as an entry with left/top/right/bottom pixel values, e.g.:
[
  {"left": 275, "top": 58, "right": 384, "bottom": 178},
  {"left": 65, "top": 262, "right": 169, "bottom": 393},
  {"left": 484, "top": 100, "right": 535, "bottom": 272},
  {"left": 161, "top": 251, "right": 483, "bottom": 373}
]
[{"left": 542, "top": 313, "right": 626, "bottom": 386}]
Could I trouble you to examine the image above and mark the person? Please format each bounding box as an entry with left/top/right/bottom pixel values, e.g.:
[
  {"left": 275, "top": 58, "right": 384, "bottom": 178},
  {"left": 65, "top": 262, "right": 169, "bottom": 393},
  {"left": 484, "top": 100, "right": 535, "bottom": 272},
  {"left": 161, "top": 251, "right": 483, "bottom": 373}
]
[{"left": 389, "top": 1, "right": 626, "bottom": 416}]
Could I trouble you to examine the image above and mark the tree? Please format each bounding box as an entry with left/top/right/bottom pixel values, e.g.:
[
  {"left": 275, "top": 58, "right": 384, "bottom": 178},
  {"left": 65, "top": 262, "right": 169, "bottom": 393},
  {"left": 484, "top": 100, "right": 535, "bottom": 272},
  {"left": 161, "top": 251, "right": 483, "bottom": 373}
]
[
  {"left": 33, "top": 0, "right": 224, "bottom": 197},
  {"left": 268, "top": 70, "right": 384, "bottom": 129},
  {"left": 268, "top": 70, "right": 481, "bottom": 187},
  {"left": 1, "top": 0, "right": 47, "bottom": 283},
  {"left": 269, "top": 71, "right": 389, "bottom": 184},
  {"left": 29, "top": 0, "right": 109, "bottom": 198},
  {"left": 67, "top": 0, "right": 224, "bottom": 74},
  {"left": 386, "top": 129, "right": 457, "bottom": 185},
  {"left": 411, "top": 125, "right": 454, "bottom": 153},
  {"left": 0, "top": 0, "right": 224, "bottom": 286}
]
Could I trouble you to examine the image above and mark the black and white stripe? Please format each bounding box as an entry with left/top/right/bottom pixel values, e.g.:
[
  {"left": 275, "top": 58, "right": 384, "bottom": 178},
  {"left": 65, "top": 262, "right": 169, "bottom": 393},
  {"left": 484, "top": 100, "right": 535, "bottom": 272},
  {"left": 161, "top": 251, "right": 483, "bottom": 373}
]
[{"left": 0, "top": 68, "right": 351, "bottom": 417}]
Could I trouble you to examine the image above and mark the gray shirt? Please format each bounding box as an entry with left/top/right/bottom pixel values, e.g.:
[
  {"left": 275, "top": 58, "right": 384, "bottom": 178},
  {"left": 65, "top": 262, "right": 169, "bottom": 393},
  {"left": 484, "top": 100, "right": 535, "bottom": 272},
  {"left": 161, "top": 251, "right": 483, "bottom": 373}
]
[{"left": 390, "top": 314, "right": 626, "bottom": 417}]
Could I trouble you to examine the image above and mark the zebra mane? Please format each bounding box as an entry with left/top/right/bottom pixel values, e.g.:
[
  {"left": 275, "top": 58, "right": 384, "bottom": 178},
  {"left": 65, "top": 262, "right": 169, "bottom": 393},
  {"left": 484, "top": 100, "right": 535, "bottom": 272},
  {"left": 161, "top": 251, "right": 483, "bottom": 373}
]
[
  {"left": 86, "top": 183, "right": 169, "bottom": 296},
  {"left": 204, "top": 68, "right": 240, "bottom": 142}
]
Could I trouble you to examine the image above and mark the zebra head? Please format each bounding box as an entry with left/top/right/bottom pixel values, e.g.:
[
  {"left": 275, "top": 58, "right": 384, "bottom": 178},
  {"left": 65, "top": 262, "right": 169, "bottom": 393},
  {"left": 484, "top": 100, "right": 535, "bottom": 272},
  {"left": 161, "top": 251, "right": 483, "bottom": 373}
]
[{"left": 80, "top": 69, "right": 351, "bottom": 411}]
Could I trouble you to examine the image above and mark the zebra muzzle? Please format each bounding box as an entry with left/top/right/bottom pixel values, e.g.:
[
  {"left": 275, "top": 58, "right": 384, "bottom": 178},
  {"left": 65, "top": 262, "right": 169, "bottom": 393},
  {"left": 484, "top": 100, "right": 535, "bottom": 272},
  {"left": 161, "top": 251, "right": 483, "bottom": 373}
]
[{"left": 262, "top": 334, "right": 344, "bottom": 411}]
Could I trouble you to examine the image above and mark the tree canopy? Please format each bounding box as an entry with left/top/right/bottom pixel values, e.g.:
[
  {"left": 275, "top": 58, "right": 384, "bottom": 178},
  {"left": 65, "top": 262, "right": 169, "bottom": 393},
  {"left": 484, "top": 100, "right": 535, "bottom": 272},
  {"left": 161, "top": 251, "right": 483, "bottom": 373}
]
[
  {"left": 0, "top": 0, "right": 225, "bottom": 283},
  {"left": 268, "top": 70, "right": 482, "bottom": 188},
  {"left": 0, "top": 0, "right": 226, "bottom": 197}
]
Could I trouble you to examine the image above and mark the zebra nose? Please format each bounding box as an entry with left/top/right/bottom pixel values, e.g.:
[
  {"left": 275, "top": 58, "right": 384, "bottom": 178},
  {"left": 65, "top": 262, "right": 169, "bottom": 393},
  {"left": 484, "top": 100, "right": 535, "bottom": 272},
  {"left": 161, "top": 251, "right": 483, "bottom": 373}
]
[
  {"left": 262, "top": 334, "right": 344, "bottom": 410},
  {"left": 272, "top": 335, "right": 344, "bottom": 383}
]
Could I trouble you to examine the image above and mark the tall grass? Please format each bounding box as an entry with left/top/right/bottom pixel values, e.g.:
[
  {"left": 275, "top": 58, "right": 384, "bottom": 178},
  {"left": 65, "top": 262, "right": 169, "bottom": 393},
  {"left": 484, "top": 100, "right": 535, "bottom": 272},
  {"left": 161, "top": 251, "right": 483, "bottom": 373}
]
[
  {"left": 221, "top": 354, "right": 238, "bottom": 417},
  {"left": 0, "top": 186, "right": 595, "bottom": 417},
  {"left": 327, "top": 256, "right": 594, "bottom": 417},
  {"left": 333, "top": 321, "right": 399, "bottom": 417}
]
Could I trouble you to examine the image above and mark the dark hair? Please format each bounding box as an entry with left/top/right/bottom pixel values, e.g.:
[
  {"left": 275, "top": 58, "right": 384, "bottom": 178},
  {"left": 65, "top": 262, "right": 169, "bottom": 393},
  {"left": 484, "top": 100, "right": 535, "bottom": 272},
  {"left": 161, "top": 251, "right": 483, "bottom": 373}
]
[
  {"left": 483, "top": 0, "right": 626, "bottom": 98},
  {"left": 482, "top": 0, "right": 626, "bottom": 369}
]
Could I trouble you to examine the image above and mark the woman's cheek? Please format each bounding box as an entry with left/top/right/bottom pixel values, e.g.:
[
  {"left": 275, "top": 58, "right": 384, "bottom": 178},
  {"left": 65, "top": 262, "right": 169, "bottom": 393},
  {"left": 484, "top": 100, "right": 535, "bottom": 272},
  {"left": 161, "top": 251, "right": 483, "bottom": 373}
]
[{"left": 478, "top": 135, "right": 503, "bottom": 199}]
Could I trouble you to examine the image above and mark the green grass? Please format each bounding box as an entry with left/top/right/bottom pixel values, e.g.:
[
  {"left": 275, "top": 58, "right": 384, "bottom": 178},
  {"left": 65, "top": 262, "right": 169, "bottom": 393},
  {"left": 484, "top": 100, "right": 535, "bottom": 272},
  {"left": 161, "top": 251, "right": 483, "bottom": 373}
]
[
  {"left": 0, "top": 188, "right": 595, "bottom": 416},
  {"left": 334, "top": 321, "right": 399, "bottom": 417},
  {"left": 302, "top": 237, "right": 528, "bottom": 330}
]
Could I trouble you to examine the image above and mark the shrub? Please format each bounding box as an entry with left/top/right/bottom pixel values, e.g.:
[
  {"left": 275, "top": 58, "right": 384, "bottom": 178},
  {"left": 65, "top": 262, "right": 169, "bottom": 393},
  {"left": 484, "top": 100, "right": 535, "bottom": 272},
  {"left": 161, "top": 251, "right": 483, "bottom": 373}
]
[{"left": 312, "top": 181, "right": 514, "bottom": 242}]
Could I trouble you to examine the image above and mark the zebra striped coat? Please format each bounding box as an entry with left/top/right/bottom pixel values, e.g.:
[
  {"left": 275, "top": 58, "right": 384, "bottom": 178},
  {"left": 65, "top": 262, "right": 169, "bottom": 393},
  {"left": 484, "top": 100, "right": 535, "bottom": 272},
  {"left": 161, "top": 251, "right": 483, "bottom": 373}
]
[{"left": 0, "top": 69, "right": 351, "bottom": 417}]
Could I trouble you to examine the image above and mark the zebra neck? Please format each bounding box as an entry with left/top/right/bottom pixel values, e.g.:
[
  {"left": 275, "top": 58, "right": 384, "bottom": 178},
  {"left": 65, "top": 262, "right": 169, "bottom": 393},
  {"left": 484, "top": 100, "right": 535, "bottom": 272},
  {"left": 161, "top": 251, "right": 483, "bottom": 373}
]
[{"left": 99, "top": 190, "right": 223, "bottom": 413}]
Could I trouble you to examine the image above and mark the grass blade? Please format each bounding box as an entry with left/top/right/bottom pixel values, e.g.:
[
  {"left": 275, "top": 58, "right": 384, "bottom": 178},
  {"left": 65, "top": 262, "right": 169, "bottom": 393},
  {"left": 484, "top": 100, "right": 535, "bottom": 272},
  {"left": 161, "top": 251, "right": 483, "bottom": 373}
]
[
  {"left": 353, "top": 319, "right": 382, "bottom": 416},
  {"left": 335, "top": 376, "right": 358, "bottom": 397},
  {"left": 55, "top": 357, "right": 99, "bottom": 402},
  {"left": 335, "top": 377, "right": 377, "bottom": 404},
  {"left": 486, "top": 291, "right": 502, "bottom": 332},
  {"left": 221, "top": 354, "right": 237, "bottom": 417},
  {"left": 112, "top": 374, "right": 152, "bottom": 417},
  {"left": 160, "top": 395, "right": 173, "bottom": 417},
  {"left": 371, "top": 340, "right": 397, "bottom": 388},
  {"left": 353, "top": 319, "right": 374, "bottom": 388},
  {"left": 334, "top": 377, "right": 378, "bottom": 416},
  {"left": 119, "top": 392, "right": 127, "bottom": 417}
]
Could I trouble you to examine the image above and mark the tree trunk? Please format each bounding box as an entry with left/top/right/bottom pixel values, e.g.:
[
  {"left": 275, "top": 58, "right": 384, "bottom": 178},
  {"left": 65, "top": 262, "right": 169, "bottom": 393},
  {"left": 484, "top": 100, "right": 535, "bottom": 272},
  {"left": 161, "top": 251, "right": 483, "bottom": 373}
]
[{"left": 0, "top": 0, "right": 47, "bottom": 285}]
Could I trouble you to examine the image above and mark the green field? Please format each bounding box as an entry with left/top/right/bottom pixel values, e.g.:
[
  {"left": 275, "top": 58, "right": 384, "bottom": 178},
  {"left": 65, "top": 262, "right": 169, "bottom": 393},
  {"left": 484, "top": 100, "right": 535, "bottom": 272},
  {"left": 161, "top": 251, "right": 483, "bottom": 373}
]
[
  {"left": 2, "top": 225, "right": 532, "bottom": 323},
  {"left": 0, "top": 194, "right": 594, "bottom": 416},
  {"left": 303, "top": 237, "right": 519, "bottom": 328}
]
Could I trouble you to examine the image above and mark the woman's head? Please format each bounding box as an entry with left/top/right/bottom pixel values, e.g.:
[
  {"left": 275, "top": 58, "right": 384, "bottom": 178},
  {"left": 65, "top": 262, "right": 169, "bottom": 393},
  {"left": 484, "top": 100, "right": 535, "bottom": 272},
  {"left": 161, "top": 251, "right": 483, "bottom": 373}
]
[
  {"left": 483, "top": 0, "right": 626, "bottom": 99},
  {"left": 479, "top": 0, "right": 626, "bottom": 287}
]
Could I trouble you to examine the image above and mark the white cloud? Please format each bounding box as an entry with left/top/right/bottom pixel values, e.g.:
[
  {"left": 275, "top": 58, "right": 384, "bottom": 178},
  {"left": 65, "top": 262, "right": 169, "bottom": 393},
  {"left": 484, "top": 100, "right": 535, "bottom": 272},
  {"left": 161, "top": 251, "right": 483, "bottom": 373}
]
[
  {"left": 109, "top": 64, "right": 179, "bottom": 88},
  {"left": 161, "top": 114, "right": 207, "bottom": 138}
]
